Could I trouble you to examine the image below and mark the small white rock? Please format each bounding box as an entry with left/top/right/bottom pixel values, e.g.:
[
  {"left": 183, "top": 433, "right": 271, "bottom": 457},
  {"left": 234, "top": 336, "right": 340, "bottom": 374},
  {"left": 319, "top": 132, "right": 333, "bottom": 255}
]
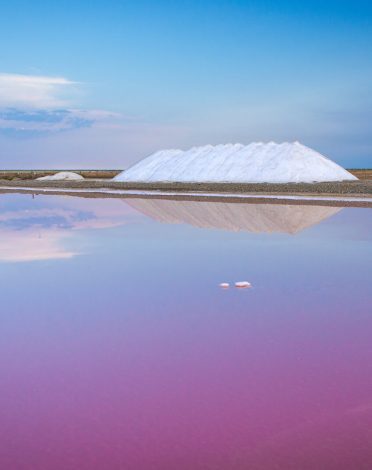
[
  {"left": 219, "top": 283, "right": 230, "bottom": 288},
  {"left": 235, "top": 281, "right": 251, "bottom": 288}
]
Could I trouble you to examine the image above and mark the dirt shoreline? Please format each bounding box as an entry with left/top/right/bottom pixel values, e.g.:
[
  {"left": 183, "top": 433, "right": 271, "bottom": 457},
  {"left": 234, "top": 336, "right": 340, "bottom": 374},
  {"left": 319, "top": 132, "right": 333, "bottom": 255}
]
[
  {"left": 1, "top": 180, "right": 371, "bottom": 208},
  {"left": 1, "top": 178, "right": 371, "bottom": 195}
]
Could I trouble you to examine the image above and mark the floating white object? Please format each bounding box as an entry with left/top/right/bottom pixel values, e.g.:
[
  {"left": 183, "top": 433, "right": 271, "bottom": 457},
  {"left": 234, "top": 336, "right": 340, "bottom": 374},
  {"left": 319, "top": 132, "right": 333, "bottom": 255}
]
[
  {"left": 37, "top": 171, "right": 84, "bottom": 181},
  {"left": 219, "top": 283, "right": 230, "bottom": 288},
  {"left": 114, "top": 142, "right": 357, "bottom": 183},
  {"left": 235, "top": 281, "right": 251, "bottom": 288}
]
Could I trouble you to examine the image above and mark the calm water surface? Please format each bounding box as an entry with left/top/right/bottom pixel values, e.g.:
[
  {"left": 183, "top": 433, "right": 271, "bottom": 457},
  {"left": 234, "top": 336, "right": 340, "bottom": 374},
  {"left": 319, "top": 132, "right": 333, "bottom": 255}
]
[{"left": 0, "top": 193, "right": 371, "bottom": 469}]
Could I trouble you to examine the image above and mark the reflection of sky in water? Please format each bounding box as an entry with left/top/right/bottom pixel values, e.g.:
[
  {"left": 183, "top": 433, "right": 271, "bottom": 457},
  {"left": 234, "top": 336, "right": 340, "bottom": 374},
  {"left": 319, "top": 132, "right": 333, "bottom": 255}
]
[
  {"left": 0, "top": 194, "right": 141, "bottom": 261},
  {"left": 0, "top": 193, "right": 371, "bottom": 469}
]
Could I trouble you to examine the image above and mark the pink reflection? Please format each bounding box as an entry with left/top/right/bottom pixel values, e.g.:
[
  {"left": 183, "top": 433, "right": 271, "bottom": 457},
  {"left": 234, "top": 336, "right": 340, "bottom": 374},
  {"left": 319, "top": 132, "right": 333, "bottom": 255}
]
[
  {"left": 0, "top": 196, "right": 141, "bottom": 262},
  {"left": 1, "top": 295, "right": 372, "bottom": 469},
  {"left": 0, "top": 195, "right": 371, "bottom": 469},
  {"left": 0, "top": 228, "right": 77, "bottom": 262}
]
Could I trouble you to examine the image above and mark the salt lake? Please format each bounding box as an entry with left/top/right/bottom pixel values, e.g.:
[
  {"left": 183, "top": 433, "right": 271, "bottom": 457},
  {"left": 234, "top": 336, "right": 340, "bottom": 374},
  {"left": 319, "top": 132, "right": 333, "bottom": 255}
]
[{"left": 0, "top": 192, "right": 371, "bottom": 469}]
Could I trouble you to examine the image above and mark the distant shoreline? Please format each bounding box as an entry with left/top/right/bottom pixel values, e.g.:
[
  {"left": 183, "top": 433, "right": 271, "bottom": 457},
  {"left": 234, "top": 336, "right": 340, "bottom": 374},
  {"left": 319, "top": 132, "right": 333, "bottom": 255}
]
[
  {"left": 0, "top": 179, "right": 371, "bottom": 208},
  {"left": 1, "top": 176, "right": 371, "bottom": 194}
]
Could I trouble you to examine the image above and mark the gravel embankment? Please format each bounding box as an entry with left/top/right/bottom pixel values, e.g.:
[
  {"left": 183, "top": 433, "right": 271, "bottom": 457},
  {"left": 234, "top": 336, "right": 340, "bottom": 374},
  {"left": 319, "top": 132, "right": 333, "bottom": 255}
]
[{"left": 0, "top": 178, "right": 371, "bottom": 196}]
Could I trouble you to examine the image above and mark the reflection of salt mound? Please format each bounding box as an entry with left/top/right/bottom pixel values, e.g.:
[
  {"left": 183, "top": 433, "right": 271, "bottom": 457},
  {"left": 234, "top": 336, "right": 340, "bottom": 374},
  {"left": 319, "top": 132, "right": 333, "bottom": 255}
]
[
  {"left": 125, "top": 198, "right": 342, "bottom": 234},
  {"left": 37, "top": 171, "right": 84, "bottom": 181},
  {"left": 115, "top": 142, "right": 357, "bottom": 183}
]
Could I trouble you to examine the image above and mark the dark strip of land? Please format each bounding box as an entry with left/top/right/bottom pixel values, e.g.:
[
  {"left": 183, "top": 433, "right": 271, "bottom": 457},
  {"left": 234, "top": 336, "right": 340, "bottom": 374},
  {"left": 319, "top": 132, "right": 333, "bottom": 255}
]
[
  {"left": 0, "top": 186, "right": 371, "bottom": 208},
  {"left": 348, "top": 169, "right": 372, "bottom": 180},
  {"left": 0, "top": 178, "right": 371, "bottom": 196},
  {"left": 0, "top": 179, "right": 371, "bottom": 209}
]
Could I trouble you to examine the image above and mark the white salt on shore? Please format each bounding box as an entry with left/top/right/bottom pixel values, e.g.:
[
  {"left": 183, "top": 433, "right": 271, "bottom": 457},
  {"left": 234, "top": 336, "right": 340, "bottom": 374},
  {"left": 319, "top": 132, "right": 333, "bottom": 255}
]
[
  {"left": 114, "top": 142, "right": 357, "bottom": 184},
  {"left": 37, "top": 172, "right": 84, "bottom": 181}
]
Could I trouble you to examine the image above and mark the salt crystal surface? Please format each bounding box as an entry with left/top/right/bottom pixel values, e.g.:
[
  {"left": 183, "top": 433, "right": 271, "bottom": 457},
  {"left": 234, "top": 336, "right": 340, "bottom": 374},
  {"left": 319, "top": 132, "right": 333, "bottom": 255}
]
[
  {"left": 235, "top": 281, "right": 251, "bottom": 288},
  {"left": 219, "top": 283, "right": 230, "bottom": 288},
  {"left": 114, "top": 142, "right": 357, "bottom": 183}
]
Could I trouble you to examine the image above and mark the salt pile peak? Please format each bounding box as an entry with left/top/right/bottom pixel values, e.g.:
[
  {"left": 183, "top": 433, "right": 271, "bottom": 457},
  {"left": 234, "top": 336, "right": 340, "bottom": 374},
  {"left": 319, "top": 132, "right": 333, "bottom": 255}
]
[{"left": 114, "top": 142, "right": 357, "bottom": 183}]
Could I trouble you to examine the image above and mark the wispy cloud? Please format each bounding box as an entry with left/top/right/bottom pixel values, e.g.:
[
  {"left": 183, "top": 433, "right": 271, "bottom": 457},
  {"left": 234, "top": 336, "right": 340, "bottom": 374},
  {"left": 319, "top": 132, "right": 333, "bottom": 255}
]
[
  {"left": 0, "top": 72, "right": 121, "bottom": 136},
  {"left": 0, "top": 73, "right": 76, "bottom": 108},
  {"left": 0, "top": 72, "right": 189, "bottom": 166},
  {"left": 0, "top": 108, "right": 119, "bottom": 137}
]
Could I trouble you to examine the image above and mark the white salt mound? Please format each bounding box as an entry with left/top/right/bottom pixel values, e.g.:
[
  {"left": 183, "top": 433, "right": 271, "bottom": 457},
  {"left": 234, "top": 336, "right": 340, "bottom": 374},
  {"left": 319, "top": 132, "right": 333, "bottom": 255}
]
[
  {"left": 114, "top": 142, "right": 357, "bottom": 183},
  {"left": 37, "top": 171, "right": 84, "bottom": 181}
]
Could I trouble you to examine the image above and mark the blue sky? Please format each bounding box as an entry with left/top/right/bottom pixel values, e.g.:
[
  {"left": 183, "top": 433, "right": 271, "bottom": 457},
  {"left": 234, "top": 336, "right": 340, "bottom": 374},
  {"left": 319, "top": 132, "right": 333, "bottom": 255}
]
[{"left": 0, "top": 0, "right": 371, "bottom": 168}]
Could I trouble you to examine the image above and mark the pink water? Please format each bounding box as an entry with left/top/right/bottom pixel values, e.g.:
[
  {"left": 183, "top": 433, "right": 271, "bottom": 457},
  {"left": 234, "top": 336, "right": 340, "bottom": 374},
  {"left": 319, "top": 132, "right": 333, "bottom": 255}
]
[{"left": 0, "top": 193, "right": 371, "bottom": 469}]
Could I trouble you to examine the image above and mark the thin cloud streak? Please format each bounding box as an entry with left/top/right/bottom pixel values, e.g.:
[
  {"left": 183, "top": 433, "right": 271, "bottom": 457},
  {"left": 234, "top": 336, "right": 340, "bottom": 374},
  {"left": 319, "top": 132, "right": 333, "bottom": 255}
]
[
  {"left": 0, "top": 73, "right": 77, "bottom": 108},
  {"left": 0, "top": 108, "right": 121, "bottom": 136},
  {"left": 0, "top": 72, "right": 124, "bottom": 137}
]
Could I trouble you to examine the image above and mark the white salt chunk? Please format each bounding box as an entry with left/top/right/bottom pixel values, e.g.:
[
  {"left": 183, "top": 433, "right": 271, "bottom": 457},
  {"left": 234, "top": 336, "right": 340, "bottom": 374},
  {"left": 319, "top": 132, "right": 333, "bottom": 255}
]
[
  {"left": 235, "top": 281, "right": 251, "bottom": 288},
  {"left": 219, "top": 283, "right": 230, "bottom": 288}
]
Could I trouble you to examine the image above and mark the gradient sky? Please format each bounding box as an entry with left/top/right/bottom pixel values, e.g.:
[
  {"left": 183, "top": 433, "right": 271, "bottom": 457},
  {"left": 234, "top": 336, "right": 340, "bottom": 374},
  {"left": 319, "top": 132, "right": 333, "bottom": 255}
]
[{"left": 0, "top": 0, "right": 371, "bottom": 168}]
